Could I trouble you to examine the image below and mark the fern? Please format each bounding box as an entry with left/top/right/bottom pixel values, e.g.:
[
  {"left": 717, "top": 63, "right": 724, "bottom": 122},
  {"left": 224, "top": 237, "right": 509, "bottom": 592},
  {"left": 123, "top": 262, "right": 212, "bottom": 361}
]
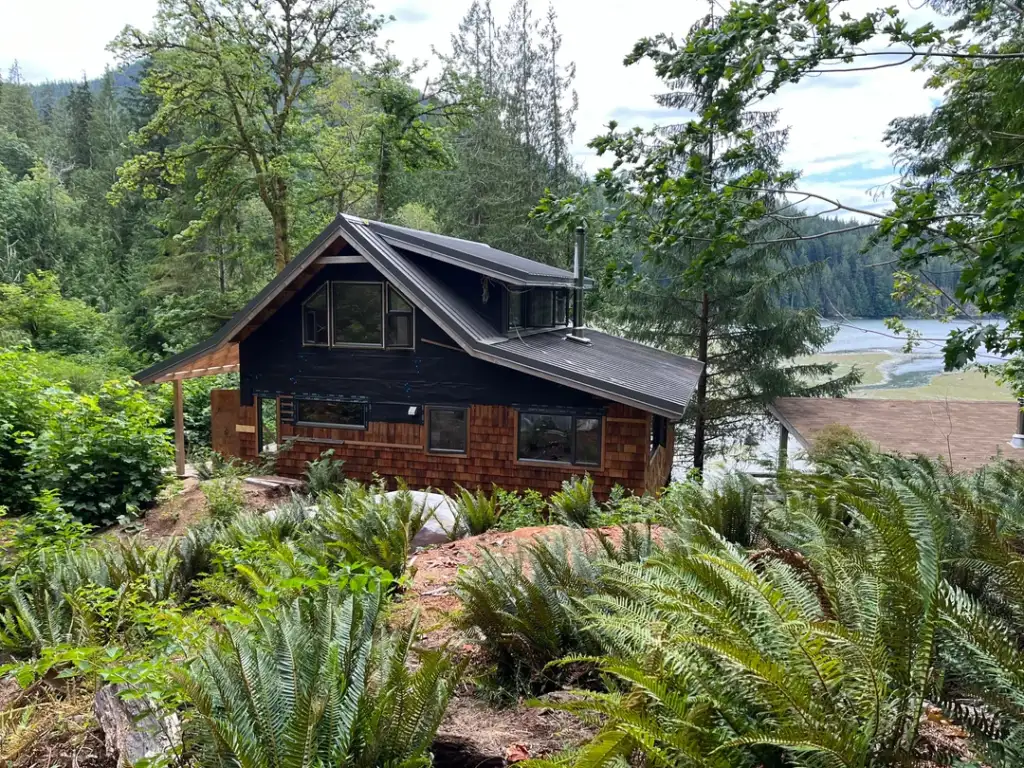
[{"left": 179, "top": 586, "right": 464, "bottom": 768}]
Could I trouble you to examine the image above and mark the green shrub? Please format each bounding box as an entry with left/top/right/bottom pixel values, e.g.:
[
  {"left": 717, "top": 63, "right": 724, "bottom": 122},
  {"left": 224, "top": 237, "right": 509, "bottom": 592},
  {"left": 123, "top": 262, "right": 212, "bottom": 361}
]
[
  {"left": 495, "top": 487, "right": 547, "bottom": 531},
  {"left": 660, "top": 474, "right": 764, "bottom": 546},
  {"left": 550, "top": 475, "right": 597, "bottom": 527},
  {"left": 0, "top": 352, "right": 49, "bottom": 515},
  {"left": 456, "top": 529, "right": 656, "bottom": 695},
  {"left": 315, "top": 483, "right": 430, "bottom": 580},
  {"left": 28, "top": 379, "right": 173, "bottom": 525},
  {"left": 450, "top": 485, "right": 499, "bottom": 536},
  {"left": 179, "top": 587, "right": 463, "bottom": 768},
  {"left": 0, "top": 272, "right": 109, "bottom": 356},
  {"left": 597, "top": 485, "right": 660, "bottom": 525},
  {"left": 201, "top": 477, "right": 246, "bottom": 521},
  {"left": 304, "top": 449, "right": 345, "bottom": 496}
]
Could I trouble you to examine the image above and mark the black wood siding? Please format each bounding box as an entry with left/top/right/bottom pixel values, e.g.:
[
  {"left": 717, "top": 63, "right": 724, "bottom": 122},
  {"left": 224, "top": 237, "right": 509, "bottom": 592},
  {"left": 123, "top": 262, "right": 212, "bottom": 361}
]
[{"left": 239, "top": 261, "right": 604, "bottom": 414}]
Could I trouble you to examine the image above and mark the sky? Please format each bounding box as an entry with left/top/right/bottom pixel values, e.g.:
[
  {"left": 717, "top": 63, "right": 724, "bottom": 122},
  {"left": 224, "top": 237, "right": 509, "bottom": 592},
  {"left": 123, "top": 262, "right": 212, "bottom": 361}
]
[{"left": 0, "top": 0, "right": 939, "bottom": 215}]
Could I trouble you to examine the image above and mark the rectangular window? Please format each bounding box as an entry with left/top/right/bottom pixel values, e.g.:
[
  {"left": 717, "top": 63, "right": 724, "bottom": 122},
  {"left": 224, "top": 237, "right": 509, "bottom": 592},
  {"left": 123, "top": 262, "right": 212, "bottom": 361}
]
[
  {"left": 295, "top": 399, "right": 367, "bottom": 429},
  {"left": 508, "top": 290, "right": 523, "bottom": 329},
  {"left": 386, "top": 286, "right": 414, "bottom": 348},
  {"left": 528, "top": 289, "right": 554, "bottom": 328},
  {"left": 302, "top": 284, "right": 329, "bottom": 345},
  {"left": 554, "top": 291, "right": 568, "bottom": 326},
  {"left": 427, "top": 407, "right": 468, "bottom": 454},
  {"left": 517, "top": 411, "right": 602, "bottom": 466},
  {"left": 332, "top": 282, "right": 383, "bottom": 346}
]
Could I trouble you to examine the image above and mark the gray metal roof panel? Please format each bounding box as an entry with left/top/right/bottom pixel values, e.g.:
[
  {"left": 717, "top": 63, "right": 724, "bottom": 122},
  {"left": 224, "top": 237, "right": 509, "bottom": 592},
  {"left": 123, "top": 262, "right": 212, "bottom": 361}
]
[
  {"left": 356, "top": 216, "right": 593, "bottom": 287},
  {"left": 490, "top": 330, "right": 703, "bottom": 419}
]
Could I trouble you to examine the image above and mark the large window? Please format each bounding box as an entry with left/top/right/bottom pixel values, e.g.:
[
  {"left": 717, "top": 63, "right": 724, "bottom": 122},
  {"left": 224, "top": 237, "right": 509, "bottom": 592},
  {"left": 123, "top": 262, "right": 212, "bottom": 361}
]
[
  {"left": 295, "top": 399, "right": 367, "bottom": 429},
  {"left": 332, "top": 282, "right": 383, "bottom": 346},
  {"left": 517, "top": 411, "right": 601, "bottom": 466},
  {"left": 507, "top": 287, "right": 570, "bottom": 333},
  {"left": 528, "top": 289, "right": 554, "bottom": 328},
  {"left": 386, "top": 286, "right": 414, "bottom": 348},
  {"left": 427, "top": 407, "right": 468, "bottom": 454},
  {"left": 302, "top": 284, "right": 329, "bottom": 345}
]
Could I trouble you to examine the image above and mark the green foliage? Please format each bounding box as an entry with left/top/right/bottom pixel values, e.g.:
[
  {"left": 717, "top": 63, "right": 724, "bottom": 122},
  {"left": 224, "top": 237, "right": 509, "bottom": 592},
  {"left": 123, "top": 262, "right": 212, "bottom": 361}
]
[
  {"left": 178, "top": 586, "right": 463, "bottom": 768},
  {"left": 456, "top": 529, "right": 656, "bottom": 695},
  {"left": 315, "top": 483, "right": 431, "bottom": 580},
  {"left": 0, "top": 350, "right": 172, "bottom": 522},
  {"left": 660, "top": 474, "right": 765, "bottom": 547},
  {"left": 535, "top": 453, "right": 1024, "bottom": 767},
  {"left": 0, "top": 271, "right": 109, "bottom": 355},
  {"left": 304, "top": 449, "right": 345, "bottom": 497},
  {"left": 28, "top": 378, "right": 173, "bottom": 525},
  {"left": 495, "top": 487, "right": 548, "bottom": 531},
  {"left": 450, "top": 484, "right": 500, "bottom": 536},
  {"left": 201, "top": 477, "right": 246, "bottom": 521},
  {"left": 10, "top": 490, "right": 92, "bottom": 563},
  {"left": 550, "top": 475, "right": 597, "bottom": 527},
  {"left": 0, "top": 351, "right": 50, "bottom": 515}
]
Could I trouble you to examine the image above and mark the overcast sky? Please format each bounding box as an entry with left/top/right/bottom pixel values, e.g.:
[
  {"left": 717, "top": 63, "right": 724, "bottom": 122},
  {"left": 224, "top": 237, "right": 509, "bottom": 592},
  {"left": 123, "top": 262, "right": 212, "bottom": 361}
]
[{"left": 0, "top": 0, "right": 938, "bottom": 214}]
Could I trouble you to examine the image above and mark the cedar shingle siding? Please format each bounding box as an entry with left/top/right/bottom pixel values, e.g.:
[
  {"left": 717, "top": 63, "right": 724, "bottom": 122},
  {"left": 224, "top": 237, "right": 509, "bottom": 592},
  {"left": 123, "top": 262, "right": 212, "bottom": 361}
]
[{"left": 237, "top": 400, "right": 664, "bottom": 498}]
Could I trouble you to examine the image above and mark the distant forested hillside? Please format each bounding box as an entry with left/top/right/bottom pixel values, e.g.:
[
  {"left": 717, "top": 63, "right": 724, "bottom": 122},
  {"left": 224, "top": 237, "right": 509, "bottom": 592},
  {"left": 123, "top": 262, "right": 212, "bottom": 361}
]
[{"left": 784, "top": 215, "right": 961, "bottom": 318}]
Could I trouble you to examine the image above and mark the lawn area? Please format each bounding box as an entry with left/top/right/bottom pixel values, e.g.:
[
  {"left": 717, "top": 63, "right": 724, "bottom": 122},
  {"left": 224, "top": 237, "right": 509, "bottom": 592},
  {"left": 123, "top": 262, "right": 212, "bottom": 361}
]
[
  {"left": 855, "top": 369, "right": 1014, "bottom": 401},
  {"left": 802, "top": 352, "right": 893, "bottom": 387}
]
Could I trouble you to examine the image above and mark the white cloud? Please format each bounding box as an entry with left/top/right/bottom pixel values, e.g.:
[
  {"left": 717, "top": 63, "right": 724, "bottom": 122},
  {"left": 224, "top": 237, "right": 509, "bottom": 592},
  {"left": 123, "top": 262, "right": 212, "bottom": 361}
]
[{"left": 1, "top": 0, "right": 940, "bottom": 213}]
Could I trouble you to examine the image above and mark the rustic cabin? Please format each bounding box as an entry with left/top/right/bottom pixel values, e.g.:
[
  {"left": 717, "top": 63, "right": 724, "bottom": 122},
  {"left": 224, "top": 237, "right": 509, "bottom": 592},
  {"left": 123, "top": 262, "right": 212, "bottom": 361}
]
[{"left": 135, "top": 215, "right": 703, "bottom": 497}]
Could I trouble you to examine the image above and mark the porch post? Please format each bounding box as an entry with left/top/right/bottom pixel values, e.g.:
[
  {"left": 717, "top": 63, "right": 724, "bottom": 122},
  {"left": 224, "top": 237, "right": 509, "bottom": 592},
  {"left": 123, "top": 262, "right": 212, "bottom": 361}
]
[
  {"left": 778, "top": 425, "right": 789, "bottom": 472},
  {"left": 173, "top": 378, "right": 186, "bottom": 477}
]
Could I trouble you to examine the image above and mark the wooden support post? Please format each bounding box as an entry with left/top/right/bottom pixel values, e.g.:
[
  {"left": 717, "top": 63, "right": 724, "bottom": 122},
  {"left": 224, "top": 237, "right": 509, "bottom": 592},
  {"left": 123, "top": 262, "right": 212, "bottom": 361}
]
[
  {"left": 174, "top": 378, "right": 186, "bottom": 477},
  {"left": 778, "top": 425, "right": 789, "bottom": 472}
]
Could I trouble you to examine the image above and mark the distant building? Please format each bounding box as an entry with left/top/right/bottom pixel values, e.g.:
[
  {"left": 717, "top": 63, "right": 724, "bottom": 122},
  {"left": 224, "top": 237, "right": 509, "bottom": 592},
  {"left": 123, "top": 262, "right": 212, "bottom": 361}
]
[{"left": 770, "top": 397, "right": 1024, "bottom": 472}]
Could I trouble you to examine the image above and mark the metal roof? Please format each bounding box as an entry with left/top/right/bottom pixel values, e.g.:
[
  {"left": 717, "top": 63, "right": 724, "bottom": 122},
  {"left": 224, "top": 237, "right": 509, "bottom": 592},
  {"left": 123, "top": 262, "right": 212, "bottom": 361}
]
[
  {"left": 359, "top": 216, "right": 594, "bottom": 288},
  {"left": 491, "top": 331, "right": 703, "bottom": 419},
  {"left": 135, "top": 215, "right": 702, "bottom": 419}
]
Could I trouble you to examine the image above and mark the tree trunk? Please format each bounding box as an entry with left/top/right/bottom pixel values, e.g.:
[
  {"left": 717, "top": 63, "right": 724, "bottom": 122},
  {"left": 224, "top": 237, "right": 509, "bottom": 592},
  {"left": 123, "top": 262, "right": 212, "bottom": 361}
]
[
  {"left": 693, "top": 290, "right": 710, "bottom": 474},
  {"left": 272, "top": 177, "right": 290, "bottom": 273},
  {"left": 375, "top": 132, "right": 390, "bottom": 220}
]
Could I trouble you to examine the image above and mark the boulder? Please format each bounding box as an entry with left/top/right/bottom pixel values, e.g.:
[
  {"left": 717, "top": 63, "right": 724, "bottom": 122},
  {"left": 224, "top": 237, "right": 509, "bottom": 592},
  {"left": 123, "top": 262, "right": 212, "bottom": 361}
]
[
  {"left": 94, "top": 684, "right": 181, "bottom": 768},
  {"left": 397, "top": 491, "right": 458, "bottom": 548}
]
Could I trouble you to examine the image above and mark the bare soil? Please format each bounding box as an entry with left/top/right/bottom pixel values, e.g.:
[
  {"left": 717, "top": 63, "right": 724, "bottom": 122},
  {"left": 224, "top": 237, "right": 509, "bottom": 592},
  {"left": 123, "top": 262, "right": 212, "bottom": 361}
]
[{"left": 132, "top": 476, "right": 284, "bottom": 540}]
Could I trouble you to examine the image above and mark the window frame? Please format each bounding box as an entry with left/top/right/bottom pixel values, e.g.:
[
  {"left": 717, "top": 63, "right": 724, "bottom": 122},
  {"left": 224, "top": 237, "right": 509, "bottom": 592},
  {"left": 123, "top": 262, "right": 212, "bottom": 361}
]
[
  {"left": 330, "top": 280, "right": 385, "bottom": 349},
  {"left": 294, "top": 398, "right": 368, "bottom": 430},
  {"left": 385, "top": 285, "right": 415, "bottom": 350},
  {"left": 425, "top": 406, "right": 469, "bottom": 455},
  {"left": 301, "top": 283, "right": 331, "bottom": 347},
  {"left": 515, "top": 410, "right": 603, "bottom": 468},
  {"left": 527, "top": 289, "right": 555, "bottom": 329}
]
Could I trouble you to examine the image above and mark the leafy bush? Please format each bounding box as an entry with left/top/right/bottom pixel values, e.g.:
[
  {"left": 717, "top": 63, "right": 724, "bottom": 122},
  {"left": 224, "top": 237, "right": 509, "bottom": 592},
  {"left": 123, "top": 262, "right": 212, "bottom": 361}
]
[
  {"left": 201, "top": 477, "right": 246, "bottom": 521},
  {"left": 597, "top": 485, "right": 660, "bottom": 525},
  {"left": 0, "top": 271, "right": 109, "bottom": 356},
  {"left": 315, "top": 483, "right": 431, "bottom": 580},
  {"left": 28, "top": 379, "right": 173, "bottom": 524},
  {"left": 450, "top": 485, "right": 499, "bottom": 536},
  {"left": 178, "top": 586, "right": 463, "bottom": 768},
  {"left": 550, "top": 475, "right": 597, "bottom": 527},
  {"left": 0, "top": 352, "right": 49, "bottom": 515},
  {"left": 305, "top": 449, "right": 345, "bottom": 496},
  {"left": 456, "top": 529, "right": 656, "bottom": 695},
  {"left": 495, "top": 487, "right": 547, "bottom": 531}
]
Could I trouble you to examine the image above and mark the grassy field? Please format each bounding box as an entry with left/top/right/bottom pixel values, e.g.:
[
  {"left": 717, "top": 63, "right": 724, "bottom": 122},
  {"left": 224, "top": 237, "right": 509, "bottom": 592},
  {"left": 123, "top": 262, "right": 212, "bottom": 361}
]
[
  {"left": 804, "top": 352, "right": 1015, "bottom": 401},
  {"left": 804, "top": 352, "right": 893, "bottom": 387}
]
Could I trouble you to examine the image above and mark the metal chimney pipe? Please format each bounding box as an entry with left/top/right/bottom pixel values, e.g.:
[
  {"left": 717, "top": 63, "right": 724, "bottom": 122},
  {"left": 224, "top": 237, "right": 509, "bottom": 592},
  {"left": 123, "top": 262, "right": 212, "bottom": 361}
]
[
  {"left": 572, "top": 225, "right": 585, "bottom": 332},
  {"left": 1012, "top": 397, "right": 1024, "bottom": 449}
]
